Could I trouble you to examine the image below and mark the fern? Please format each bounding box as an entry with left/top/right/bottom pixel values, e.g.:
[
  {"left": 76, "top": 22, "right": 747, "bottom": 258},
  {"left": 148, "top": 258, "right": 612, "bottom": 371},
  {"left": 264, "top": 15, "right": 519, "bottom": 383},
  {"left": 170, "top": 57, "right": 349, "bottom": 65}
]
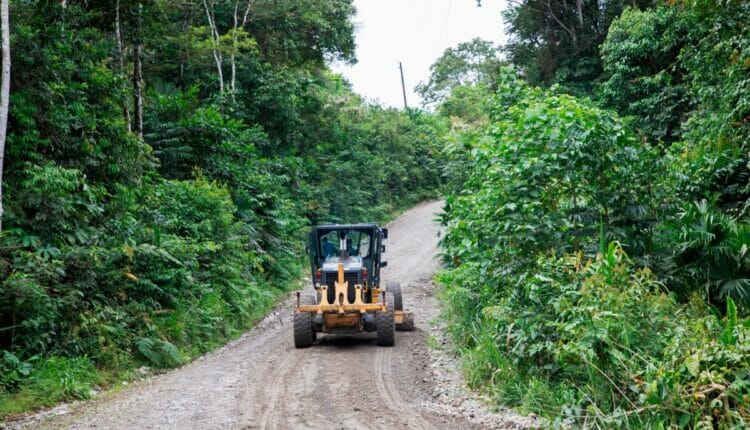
[{"left": 135, "top": 337, "right": 182, "bottom": 368}]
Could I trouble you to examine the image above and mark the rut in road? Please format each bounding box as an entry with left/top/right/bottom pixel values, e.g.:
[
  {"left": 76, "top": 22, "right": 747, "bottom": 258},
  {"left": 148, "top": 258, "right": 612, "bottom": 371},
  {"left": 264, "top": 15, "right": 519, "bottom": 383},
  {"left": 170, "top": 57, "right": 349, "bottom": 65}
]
[{"left": 22, "top": 200, "right": 534, "bottom": 430}]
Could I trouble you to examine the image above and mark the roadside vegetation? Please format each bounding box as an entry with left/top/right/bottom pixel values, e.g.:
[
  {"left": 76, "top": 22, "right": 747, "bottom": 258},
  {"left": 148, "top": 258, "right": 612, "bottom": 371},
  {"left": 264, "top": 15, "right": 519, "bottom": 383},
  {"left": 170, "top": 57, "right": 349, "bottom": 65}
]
[
  {"left": 437, "top": 2, "right": 750, "bottom": 428},
  {"left": 0, "top": 1, "right": 446, "bottom": 418},
  {"left": 2, "top": 0, "right": 749, "bottom": 427}
]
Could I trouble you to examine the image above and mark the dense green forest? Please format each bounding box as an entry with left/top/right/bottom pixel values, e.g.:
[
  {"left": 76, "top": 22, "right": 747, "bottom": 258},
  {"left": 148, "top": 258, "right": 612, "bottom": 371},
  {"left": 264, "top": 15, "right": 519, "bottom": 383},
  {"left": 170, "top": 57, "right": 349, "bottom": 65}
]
[
  {"left": 0, "top": 0, "right": 446, "bottom": 416},
  {"left": 437, "top": 0, "right": 750, "bottom": 428},
  {"left": 1, "top": 0, "right": 749, "bottom": 428}
]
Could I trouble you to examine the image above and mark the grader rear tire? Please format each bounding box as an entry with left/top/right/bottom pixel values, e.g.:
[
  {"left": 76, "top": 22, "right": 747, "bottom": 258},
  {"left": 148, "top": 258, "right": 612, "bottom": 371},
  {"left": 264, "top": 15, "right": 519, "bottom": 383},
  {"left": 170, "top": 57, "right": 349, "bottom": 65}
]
[
  {"left": 376, "top": 292, "right": 395, "bottom": 346},
  {"left": 386, "top": 281, "right": 403, "bottom": 311}
]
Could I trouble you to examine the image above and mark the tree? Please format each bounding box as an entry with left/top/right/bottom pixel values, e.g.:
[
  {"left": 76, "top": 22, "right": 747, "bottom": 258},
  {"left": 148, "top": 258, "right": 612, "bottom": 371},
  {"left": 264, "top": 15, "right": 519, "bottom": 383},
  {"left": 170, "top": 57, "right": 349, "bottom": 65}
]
[
  {"left": 502, "top": 0, "right": 653, "bottom": 92},
  {"left": 599, "top": 6, "right": 696, "bottom": 145},
  {"left": 201, "top": 0, "right": 224, "bottom": 93},
  {"left": 133, "top": 1, "right": 144, "bottom": 139},
  {"left": 416, "top": 38, "right": 503, "bottom": 107},
  {"left": 230, "top": 0, "right": 255, "bottom": 102},
  {"left": 115, "top": 0, "right": 131, "bottom": 132},
  {"left": 0, "top": 0, "right": 9, "bottom": 230}
]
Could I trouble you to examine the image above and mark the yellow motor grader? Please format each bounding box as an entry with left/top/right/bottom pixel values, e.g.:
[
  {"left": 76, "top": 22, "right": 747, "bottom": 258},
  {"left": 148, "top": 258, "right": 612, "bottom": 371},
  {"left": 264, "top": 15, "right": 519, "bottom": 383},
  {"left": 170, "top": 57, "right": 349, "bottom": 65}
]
[{"left": 293, "top": 223, "right": 414, "bottom": 348}]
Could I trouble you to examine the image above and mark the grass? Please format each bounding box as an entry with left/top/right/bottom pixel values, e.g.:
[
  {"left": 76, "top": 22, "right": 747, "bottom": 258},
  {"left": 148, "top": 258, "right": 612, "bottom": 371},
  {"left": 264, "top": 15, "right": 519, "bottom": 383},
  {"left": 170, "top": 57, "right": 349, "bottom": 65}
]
[
  {"left": 425, "top": 334, "right": 444, "bottom": 351},
  {"left": 0, "top": 356, "right": 100, "bottom": 418}
]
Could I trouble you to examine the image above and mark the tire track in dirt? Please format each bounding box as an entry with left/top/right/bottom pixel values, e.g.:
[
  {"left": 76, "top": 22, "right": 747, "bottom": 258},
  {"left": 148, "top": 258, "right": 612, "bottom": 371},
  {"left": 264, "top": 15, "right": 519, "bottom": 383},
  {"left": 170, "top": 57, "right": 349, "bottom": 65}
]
[
  {"left": 257, "top": 350, "right": 303, "bottom": 430},
  {"left": 374, "top": 346, "right": 436, "bottom": 430}
]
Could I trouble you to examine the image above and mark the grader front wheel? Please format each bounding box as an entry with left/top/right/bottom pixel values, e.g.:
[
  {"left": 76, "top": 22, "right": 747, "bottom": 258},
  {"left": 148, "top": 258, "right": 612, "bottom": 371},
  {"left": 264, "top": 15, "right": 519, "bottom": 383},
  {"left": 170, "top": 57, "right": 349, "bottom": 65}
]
[
  {"left": 293, "top": 312, "right": 314, "bottom": 348},
  {"left": 376, "top": 292, "right": 395, "bottom": 346},
  {"left": 293, "top": 294, "right": 317, "bottom": 348}
]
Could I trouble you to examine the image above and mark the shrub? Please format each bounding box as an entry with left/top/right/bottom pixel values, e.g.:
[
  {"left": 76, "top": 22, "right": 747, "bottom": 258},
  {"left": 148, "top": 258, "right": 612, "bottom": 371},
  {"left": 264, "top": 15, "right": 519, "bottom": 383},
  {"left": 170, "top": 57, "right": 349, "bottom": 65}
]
[
  {"left": 440, "top": 244, "right": 750, "bottom": 427},
  {"left": 438, "top": 68, "right": 750, "bottom": 427},
  {"left": 440, "top": 69, "right": 655, "bottom": 280}
]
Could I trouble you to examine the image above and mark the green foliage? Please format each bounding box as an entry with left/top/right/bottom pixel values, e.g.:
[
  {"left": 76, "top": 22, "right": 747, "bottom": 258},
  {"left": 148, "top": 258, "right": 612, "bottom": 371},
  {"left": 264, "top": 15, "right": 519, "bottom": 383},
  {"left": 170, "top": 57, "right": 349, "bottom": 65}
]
[
  {"left": 1, "top": 351, "right": 36, "bottom": 391},
  {"left": 438, "top": 66, "right": 750, "bottom": 427},
  {"left": 243, "top": 0, "right": 356, "bottom": 66},
  {"left": 674, "top": 4, "right": 750, "bottom": 223},
  {"left": 415, "top": 38, "right": 504, "bottom": 107},
  {"left": 437, "top": 84, "right": 492, "bottom": 124},
  {"left": 0, "top": 0, "right": 446, "bottom": 419},
  {"left": 135, "top": 337, "right": 182, "bottom": 368},
  {"left": 601, "top": 3, "right": 750, "bottom": 308},
  {"left": 600, "top": 6, "right": 696, "bottom": 145},
  {"left": 502, "top": 0, "right": 653, "bottom": 91},
  {"left": 441, "top": 69, "right": 653, "bottom": 272},
  {"left": 0, "top": 356, "right": 99, "bottom": 417},
  {"left": 660, "top": 199, "right": 750, "bottom": 308},
  {"left": 440, "top": 244, "right": 750, "bottom": 427},
  {"left": 9, "top": 3, "right": 151, "bottom": 183},
  {"left": 283, "top": 74, "right": 446, "bottom": 224}
]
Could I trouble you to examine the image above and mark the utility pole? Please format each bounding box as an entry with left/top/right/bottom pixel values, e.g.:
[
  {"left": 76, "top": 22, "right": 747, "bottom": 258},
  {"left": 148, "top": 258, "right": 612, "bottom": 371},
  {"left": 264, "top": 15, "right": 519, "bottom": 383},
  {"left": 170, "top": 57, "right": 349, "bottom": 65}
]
[{"left": 398, "top": 61, "right": 408, "bottom": 109}]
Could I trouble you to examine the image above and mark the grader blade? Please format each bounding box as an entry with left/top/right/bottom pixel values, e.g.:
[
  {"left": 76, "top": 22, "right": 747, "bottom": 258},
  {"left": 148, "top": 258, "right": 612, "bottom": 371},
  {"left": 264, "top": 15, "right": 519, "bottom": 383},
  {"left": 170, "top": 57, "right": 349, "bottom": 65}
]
[{"left": 395, "top": 310, "right": 415, "bottom": 331}]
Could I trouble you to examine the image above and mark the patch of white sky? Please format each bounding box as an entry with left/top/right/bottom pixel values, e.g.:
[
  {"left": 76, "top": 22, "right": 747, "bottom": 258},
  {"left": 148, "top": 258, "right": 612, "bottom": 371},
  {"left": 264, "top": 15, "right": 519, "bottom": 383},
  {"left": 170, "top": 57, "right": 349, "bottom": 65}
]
[{"left": 329, "top": 0, "right": 508, "bottom": 109}]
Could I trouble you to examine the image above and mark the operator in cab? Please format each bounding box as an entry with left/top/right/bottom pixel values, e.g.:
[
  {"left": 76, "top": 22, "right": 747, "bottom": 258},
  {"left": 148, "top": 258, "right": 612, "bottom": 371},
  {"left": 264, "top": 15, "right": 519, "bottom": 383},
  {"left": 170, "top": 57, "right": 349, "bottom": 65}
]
[{"left": 321, "top": 237, "right": 337, "bottom": 258}]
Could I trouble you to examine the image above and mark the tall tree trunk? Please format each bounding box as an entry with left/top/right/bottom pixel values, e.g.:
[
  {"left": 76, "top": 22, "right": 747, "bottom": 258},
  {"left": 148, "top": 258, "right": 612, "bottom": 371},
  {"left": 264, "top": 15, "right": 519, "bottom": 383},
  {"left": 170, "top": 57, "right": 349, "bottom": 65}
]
[
  {"left": 231, "top": 1, "right": 238, "bottom": 102},
  {"left": 229, "top": 0, "right": 252, "bottom": 103},
  {"left": 544, "top": 0, "right": 577, "bottom": 50},
  {"left": 202, "top": 0, "right": 224, "bottom": 93},
  {"left": 115, "top": 0, "right": 132, "bottom": 132},
  {"left": 0, "top": 0, "right": 10, "bottom": 231},
  {"left": 133, "top": 2, "right": 143, "bottom": 139}
]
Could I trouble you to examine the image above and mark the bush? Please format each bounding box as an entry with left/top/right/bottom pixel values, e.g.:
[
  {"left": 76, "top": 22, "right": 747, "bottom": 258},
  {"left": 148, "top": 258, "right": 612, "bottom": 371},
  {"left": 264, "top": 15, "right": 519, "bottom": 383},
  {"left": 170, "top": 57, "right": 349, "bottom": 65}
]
[
  {"left": 439, "top": 69, "right": 657, "bottom": 303},
  {"left": 439, "top": 244, "right": 750, "bottom": 427},
  {"left": 438, "top": 68, "right": 750, "bottom": 427}
]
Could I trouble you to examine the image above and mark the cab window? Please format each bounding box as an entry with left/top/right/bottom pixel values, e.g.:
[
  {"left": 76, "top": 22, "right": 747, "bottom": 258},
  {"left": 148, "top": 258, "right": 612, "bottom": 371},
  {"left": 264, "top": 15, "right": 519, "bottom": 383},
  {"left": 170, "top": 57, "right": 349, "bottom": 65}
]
[{"left": 318, "top": 230, "right": 372, "bottom": 259}]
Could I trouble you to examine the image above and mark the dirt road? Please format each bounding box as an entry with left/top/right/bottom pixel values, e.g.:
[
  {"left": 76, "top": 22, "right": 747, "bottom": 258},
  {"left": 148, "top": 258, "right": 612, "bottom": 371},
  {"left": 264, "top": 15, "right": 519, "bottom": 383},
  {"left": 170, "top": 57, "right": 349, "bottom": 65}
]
[{"left": 25, "top": 201, "right": 535, "bottom": 430}]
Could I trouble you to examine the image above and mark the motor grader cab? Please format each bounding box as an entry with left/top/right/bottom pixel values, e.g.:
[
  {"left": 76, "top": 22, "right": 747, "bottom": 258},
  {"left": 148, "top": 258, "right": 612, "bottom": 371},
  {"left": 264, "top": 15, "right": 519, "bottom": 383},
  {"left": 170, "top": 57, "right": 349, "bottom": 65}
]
[{"left": 293, "top": 223, "right": 414, "bottom": 348}]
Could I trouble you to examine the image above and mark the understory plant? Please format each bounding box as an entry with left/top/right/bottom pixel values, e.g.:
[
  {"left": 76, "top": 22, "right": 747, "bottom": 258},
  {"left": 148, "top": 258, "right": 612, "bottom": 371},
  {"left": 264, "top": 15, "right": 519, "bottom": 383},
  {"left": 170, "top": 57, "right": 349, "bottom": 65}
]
[{"left": 439, "top": 244, "right": 750, "bottom": 428}]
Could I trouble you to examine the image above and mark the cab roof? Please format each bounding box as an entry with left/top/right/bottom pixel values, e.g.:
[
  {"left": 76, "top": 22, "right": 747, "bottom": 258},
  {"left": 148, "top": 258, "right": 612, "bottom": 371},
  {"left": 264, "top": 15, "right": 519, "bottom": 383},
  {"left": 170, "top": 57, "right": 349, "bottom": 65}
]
[{"left": 312, "top": 223, "right": 381, "bottom": 231}]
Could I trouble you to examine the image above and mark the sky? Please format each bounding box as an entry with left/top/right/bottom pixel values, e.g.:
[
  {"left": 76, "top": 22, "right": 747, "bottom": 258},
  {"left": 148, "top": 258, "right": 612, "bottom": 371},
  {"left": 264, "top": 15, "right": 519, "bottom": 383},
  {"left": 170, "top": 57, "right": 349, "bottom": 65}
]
[{"left": 330, "top": 0, "right": 509, "bottom": 109}]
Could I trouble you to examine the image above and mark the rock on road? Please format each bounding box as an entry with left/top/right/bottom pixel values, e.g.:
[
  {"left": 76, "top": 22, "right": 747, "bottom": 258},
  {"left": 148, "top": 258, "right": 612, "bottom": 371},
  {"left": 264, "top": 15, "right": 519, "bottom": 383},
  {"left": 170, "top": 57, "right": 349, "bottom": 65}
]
[{"left": 23, "top": 201, "right": 536, "bottom": 430}]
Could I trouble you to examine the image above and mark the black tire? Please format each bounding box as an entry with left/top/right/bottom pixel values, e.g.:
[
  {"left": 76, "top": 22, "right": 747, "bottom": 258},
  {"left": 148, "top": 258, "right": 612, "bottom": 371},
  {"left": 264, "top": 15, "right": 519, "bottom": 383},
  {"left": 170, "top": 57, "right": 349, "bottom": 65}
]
[
  {"left": 294, "top": 312, "right": 314, "bottom": 348},
  {"left": 376, "top": 292, "right": 395, "bottom": 346},
  {"left": 301, "top": 293, "right": 318, "bottom": 341},
  {"left": 386, "top": 281, "right": 403, "bottom": 311},
  {"left": 294, "top": 293, "right": 316, "bottom": 348}
]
